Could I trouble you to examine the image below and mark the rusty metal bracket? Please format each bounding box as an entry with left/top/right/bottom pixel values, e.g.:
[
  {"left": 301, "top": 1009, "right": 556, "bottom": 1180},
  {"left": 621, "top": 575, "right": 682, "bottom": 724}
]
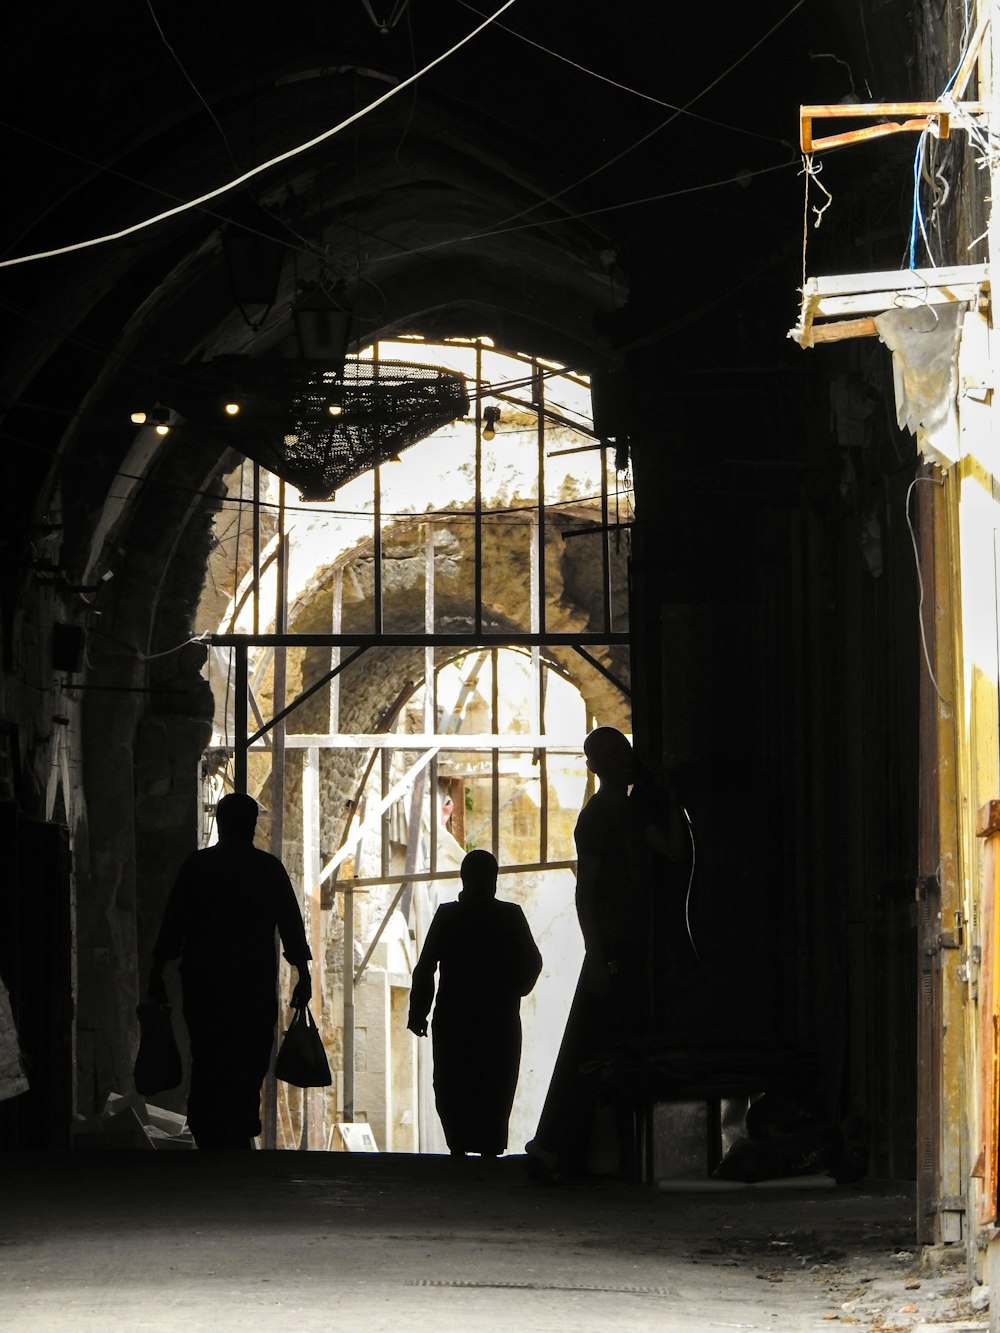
[
  {"left": 799, "top": 102, "right": 986, "bottom": 153},
  {"left": 800, "top": 5, "right": 989, "bottom": 154}
]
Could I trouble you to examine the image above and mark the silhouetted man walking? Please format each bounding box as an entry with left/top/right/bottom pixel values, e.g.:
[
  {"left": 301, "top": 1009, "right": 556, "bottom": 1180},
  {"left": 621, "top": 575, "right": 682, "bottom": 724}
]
[
  {"left": 147, "top": 792, "right": 311, "bottom": 1149},
  {"left": 408, "top": 850, "right": 542, "bottom": 1157}
]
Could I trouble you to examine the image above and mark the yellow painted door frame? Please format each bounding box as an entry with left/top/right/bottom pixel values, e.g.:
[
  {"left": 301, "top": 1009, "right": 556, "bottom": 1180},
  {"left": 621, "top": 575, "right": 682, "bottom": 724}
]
[{"left": 916, "top": 466, "right": 967, "bottom": 1247}]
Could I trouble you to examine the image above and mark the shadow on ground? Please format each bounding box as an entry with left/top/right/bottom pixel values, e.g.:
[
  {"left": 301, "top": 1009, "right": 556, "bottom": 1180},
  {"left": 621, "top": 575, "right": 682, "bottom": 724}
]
[{"left": 0, "top": 1153, "right": 983, "bottom": 1331}]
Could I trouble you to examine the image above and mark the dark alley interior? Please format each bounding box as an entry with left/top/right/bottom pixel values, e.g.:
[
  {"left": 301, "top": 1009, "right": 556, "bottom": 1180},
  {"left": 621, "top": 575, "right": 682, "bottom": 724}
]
[{"left": 1, "top": 1, "right": 995, "bottom": 1324}]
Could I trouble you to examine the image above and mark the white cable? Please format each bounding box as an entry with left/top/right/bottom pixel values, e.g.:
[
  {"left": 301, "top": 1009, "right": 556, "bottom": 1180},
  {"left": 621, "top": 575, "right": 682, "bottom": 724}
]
[
  {"left": 483, "top": 0, "right": 808, "bottom": 235},
  {"left": 0, "top": 0, "right": 518, "bottom": 271},
  {"left": 139, "top": 631, "right": 211, "bottom": 661},
  {"left": 905, "top": 477, "right": 949, "bottom": 704},
  {"left": 145, "top": 0, "right": 236, "bottom": 168},
  {"left": 453, "top": 0, "right": 791, "bottom": 147},
  {"left": 379, "top": 158, "right": 796, "bottom": 259},
  {"left": 681, "top": 806, "right": 701, "bottom": 963}
]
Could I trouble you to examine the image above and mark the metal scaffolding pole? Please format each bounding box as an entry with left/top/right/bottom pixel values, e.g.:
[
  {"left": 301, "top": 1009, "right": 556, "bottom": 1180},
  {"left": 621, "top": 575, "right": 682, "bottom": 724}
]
[
  {"left": 373, "top": 345, "right": 383, "bottom": 637},
  {"left": 262, "top": 481, "right": 287, "bottom": 1151},
  {"left": 600, "top": 442, "right": 612, "bottom": 635},
  {"left": 491, "top": 647, "right": 500, "bottom": 860},
  {"left": 302, "top": 745, "right": 323, "bottom": 1149},
  {"left": 475, "top": 340, "right": 483, "bottom": 635},
  {"left": 330, "top": 568, "right": 343, "bottom": 734},
  {"left": 343, "top": 867, "right": 356, "bottom": 1123},
  {"left": 234, "top": 644, "right": 248, "bottom": 793},
  {"left": 252, "top": 461, "right": 261, "bottom": 637},
  {"left": 528, "top": 420, "right": 548, "bottom": 860},
  {"left": 535, "top": 360, "right": 546, "bottom": 635},
  {"left": 425, "top": 522, "right": 438, "bottom": 875},
  {"left": 212, "top": 631, "right": 629, "bottom": 648},
  {"left": 373, "top": 460, "right": 383, "bottom": 637},
  {"left": 539, "top": 662, "right": 548, "bottom": 864}
]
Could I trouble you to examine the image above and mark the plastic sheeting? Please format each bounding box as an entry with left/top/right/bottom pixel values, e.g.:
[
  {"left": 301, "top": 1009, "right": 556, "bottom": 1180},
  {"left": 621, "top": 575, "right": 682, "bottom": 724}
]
[{"left": 874, "top": 301, "right": 967, "bottom": 469}]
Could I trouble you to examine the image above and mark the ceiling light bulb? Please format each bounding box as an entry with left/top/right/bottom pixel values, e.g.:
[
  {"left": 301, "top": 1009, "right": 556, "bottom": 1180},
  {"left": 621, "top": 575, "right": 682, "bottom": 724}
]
[
  {"left": 130, "top": 410, "right": 148, "bottom": 425},
  {"left": 482, "top": 406, "right": 501, "bottom": 441},
  {"left": 224, "top": 402, "right": 240, "bottom": 416},
  {"left": 148, "top": 407, "right": 171, "bottom": 436}
]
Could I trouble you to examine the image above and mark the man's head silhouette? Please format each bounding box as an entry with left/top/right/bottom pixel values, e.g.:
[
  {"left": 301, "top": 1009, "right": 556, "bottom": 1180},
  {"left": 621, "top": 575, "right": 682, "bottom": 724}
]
[
  {"left": 460, "top": 849, "right": 499, "bottom": 898},
  {"left": 215, "top": 792, "right": 258, "bottom": 843}
]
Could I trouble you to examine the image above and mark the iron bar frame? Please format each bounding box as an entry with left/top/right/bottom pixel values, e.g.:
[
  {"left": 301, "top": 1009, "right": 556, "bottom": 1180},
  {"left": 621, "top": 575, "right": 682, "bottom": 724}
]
[{"left": 215, "top": 336, "right": 632, "bottom": 1151}]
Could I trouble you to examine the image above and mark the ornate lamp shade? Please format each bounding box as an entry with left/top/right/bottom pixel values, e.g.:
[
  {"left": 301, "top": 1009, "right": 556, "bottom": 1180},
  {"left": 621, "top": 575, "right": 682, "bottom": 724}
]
[{"left": 165, "top": 356, "right": 471, "bottom": 501}]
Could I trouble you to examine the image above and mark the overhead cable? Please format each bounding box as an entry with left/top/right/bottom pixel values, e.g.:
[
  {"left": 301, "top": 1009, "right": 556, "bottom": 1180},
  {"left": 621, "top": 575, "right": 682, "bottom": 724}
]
[
  {"left": 453, "top": 0, "right": 793, "bottom": 147},
  {"left": 0, "top": 0, "right": 518, "bottom": 271},
  {"left": 380, "top": 158, "right": 798, "bottom": 260},
  {"left": 479, "top": 0, "right": 808, "bottom": 236}
]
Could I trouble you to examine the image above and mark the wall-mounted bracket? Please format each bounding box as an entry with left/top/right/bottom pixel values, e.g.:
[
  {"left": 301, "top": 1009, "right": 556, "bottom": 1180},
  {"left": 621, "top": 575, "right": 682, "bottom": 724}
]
[
  {"left": 801, "top": 6, "right": 990, "bottom": 154},
  {"left": 800, "top": 101, "right": 985, "bottom": 154},
  {"left": 788, "top": 263, "right": 989, "bottom": 348}
]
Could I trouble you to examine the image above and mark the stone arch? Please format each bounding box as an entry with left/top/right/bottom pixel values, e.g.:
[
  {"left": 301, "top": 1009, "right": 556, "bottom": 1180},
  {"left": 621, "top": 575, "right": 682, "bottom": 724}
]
[{"left": 244, "top": 503, "right": 631, "bottom": 869}]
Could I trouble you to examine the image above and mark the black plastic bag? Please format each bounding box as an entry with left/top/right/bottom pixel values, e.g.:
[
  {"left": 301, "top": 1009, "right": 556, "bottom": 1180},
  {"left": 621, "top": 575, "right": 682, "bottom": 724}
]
[
  {"left": 134, "top": 1001, "right": 183, "bottom": 1096},
  {"left": 275, "top": 1005, "right": 332, "bottom": 1088}
]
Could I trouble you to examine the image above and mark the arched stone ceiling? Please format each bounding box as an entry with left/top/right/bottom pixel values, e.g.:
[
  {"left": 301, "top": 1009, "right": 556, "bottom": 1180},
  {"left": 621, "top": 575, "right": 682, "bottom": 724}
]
[{"left": 0, "top": 0, "right": 920, "bottom": 606}]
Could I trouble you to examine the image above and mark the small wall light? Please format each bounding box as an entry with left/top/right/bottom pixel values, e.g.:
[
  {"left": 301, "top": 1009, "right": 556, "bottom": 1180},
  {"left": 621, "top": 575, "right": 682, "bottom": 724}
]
[
  {"left": 482, "top": 405, "right": 501, "bottom": 441},
  {"left": 150, "top": 407, "right": 171, "bottom": 437},
  {"left": 130, "top": 410, "right": 148, "bottom": 425}
]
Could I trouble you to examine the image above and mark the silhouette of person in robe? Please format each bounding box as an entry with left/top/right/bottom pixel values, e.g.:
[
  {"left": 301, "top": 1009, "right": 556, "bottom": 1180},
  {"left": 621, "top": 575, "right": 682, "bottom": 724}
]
[
  {"left": 408, "top": 850, "right": 542, "bottom": 1157},
  {"left": 147, "top": 792, "right": 311, "bottom": 1149},
  {"left": 526, "top": 727, "right": 687, "bottom": 1182}
]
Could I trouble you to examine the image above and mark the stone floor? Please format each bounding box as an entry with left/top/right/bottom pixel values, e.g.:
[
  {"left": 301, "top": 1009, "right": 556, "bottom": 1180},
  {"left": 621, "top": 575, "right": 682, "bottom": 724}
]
[{"left": 0, "top": 1151, "right": 989, "bottom": 1331}]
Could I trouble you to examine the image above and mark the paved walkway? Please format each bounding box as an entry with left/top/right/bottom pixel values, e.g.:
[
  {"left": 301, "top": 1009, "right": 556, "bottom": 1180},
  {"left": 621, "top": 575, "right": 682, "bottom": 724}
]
[{"left": 0, "top": 1152, "right": 987, "bottom": 1331}]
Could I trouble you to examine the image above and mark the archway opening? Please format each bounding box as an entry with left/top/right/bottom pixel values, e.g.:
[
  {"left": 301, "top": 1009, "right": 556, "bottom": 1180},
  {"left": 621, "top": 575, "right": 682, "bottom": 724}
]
[{"left": 184, "top": 337, "right": 632, "bottom": 1150}]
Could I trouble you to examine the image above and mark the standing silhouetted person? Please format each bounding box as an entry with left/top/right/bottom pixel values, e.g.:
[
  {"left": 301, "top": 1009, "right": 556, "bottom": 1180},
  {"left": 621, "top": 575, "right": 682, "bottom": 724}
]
[
  {"left": 527, "top": 727, "right": 687, "bottom": 1181},
  {"left": 147, "top": 792, "right": 311, "bottom": 1149},
  {"left": 408, "top": 850, "right": 542, "bottom": 1157}
]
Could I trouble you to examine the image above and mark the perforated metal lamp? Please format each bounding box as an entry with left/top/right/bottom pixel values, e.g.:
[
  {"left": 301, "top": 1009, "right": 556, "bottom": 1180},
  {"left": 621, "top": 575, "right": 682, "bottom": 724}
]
[{"left": 162, "top": 355, "right": 470, "bottom": 503}]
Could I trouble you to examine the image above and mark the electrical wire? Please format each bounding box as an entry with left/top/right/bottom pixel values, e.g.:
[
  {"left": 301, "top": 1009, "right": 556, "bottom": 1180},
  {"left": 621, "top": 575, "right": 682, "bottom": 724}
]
[
  {"left": 144, "top": 0, "right": 238, "bottom": 171},
  {"left": 0, "top": 119, "right": 318, "bottom": 263},
  {"left": 139, "top": 632, "right": 211, "bottom": 661},
  {"left": 0, "top": 0, "right": 518, "bottom": 271},
  {"left": 393, "top": 3, "right": 421, "bottom": 167},
  {"left": 681, "top": 805, "right": 701, "bottom": 963},
  {"left": 2, "top": 419, "right": 632, "bottom": 527},
  {"left": 907, "top": 12, "right": 989, "bottom": 268},
  {"left": 908, "top": 130, "right": 937, "bottom": 270},
  {"left": 1, "top": 106, "right": 793, "bottom": 287},
  {"left": 452, "top": 0, "right": 793, "bottom": 148},
  {"left": 481, "top": 0, "right": 809, "bottom": 236},
  {"left": 0, "top": 282, "right": 591, "bottom": 422},
  {"left": 905, "top": 475, "right": 949, "bottom": 704},
  {"left": 383, "top": 158, "right": 799, "bottom": 260}
]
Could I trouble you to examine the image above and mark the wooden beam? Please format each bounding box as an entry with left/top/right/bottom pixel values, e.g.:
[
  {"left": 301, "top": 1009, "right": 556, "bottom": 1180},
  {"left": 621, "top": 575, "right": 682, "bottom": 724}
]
[{"left": 798, "top": 317, "right": 880, "bottom": 347}]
